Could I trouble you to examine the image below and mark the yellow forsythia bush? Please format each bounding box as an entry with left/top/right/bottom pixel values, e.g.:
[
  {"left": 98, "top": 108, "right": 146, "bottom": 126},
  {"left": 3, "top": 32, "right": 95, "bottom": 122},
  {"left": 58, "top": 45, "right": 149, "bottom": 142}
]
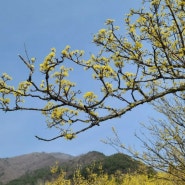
[{"left": 45, "top": 166, "right": 175, "bottom": 185}]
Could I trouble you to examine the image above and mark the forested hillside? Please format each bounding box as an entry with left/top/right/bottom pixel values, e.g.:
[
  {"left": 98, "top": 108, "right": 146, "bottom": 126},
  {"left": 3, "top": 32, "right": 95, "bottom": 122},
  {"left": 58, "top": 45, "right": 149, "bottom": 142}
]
[{"left": 0, "top": 151, "right": 154, "bottom": 185}]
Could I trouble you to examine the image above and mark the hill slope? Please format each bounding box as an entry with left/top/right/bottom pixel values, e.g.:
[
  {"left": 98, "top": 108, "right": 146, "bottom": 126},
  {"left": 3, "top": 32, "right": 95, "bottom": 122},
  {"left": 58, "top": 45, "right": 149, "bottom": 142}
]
[
  {"left": 0, "top": 151, "right": 155, "bottom": 185},
  {"left": 0, "top": 152, "right": 74, "bottom": 184}
]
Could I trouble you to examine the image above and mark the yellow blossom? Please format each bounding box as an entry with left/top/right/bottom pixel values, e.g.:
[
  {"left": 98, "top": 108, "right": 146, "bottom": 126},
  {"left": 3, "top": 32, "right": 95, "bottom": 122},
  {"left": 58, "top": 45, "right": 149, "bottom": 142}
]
[
  {"left": 18, "top": 81, "right": 32, "bottom": 92},
  {"left": 105, "top": 19, "right": 115, "bottom": 25},
  {"left": 135, "top": 41, "right": 143, "bottom": 49},
  {"left": 61, "top": 49, "right": 68, "bottom": 57},
  {"left": 51, "top": 47, "right": 56, "bottom": 52},
  {"left": 2, "top": 73, "right": 12, "bottom": 80},
  {"left": 99, "top": 29, "right": 106, "bottom": 35},
  {"left": 0, "top": 98, "right": 10, "bottom": 104},
  {"left": 31, "top": 57, "right": 36, "bottom": 63},
  {"left": 64, "top": 133, "right": 76, "bottom": 140},
  {"left": 83, "top": 91, "right": 97, "bottom": 100}
]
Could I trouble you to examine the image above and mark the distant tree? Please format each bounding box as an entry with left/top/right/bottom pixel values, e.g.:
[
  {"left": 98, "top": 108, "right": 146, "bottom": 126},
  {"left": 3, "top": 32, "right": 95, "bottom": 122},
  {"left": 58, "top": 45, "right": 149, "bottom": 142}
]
[
  {"left": 103, "top": 94, "right": 185, "bottom": 184},
  {"left": 136, "top": 95, "right": 185, "bottom": 184},
  {"left": 0, "top": 0, "right": 184, "bottom": 141}
]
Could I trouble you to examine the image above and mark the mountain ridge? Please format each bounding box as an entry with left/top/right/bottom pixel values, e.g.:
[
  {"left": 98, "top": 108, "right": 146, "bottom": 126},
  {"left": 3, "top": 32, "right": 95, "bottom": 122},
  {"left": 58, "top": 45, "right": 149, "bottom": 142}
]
[{"left": 0, "top": 151, "right": 105, "bottom": 184}]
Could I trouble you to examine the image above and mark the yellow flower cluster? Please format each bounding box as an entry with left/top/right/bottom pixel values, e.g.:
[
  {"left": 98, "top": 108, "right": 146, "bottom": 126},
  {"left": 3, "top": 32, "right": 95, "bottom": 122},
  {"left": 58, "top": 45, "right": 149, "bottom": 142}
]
[
  {"left": 61, "top": 45, "right": 84, "bottom": 59},
  {"left": 105, "top": 19, "right": 115, "bottom": 25},
  {"left": 148, "top": 66, "right": 157, "bottom": 73},
  {"left": 123, "top": 72, "right": 135, "bottom": 78},
  {"left": 46, "top": 167, "right": 175, "bottom": 185},
  {"left": 99, "top": 29, "right": 106, "bottom": 35},
  {"left": 64, "top": 133, "right": 76, "bottom": 140},
  {"left": 137, "top": 16, "right": 147, "bottom": 24},
  {"left": 93, "top": 20, "right": 119, "bottom": 44},
  {"left": 70, "top": 50, "right": 84, "bottom": 57},
  {"left": 50, "top": 162, "right": 59, "bottom": 174},
  {"left": 1, "top": 73, "right": 12, "bottom": 81},
  {"left": 40, "top": 80, "right": 45, "bottom": 89},
  {"left": 51, "top": 107, "right": 67, "bottom": 120},
  {"left": 18, "top": 81, "right": 32, "bottom": 92},
  {"left": 0, "top": 80, "right": 14, "bottom": 95},
  {"left": 125, "top": 80, "right": 134, "bottom": 88},
  {"left": 42, "top": 102, "right": 55, "bottom": 115},
  {"left": 52, "top": 66, "right": 73, "bottom": 84},
  {"left": 135, "top": 41, "right": 143, "bottom": 49},
  {"left": 101, "top": 82, "right": 114, "bottom": 94},
  {"left": 110, "top": 52, "right": 125, "bottom": 68},
  {"left": 122, "top": 72, "right": 136, "bottom": 88},
  {"left": 151, "top": 0, "right": 160, "bottom": 5},
  {"left": 93, "top": 64, "right": 116, "bottom": 79},
  {"left": 40, "top": 48, "right": 56, "bottom": 72},
  {"left": 61, "top": 45, "right": 70, "bottom": 57},
  {"left": 30, "top": 57, "right": 36, "bottom": 63},
  {"left": 0, "top": 73, "right": 14, "bottom": 98},
  {"left": 58, "top": 79, "right": 76, "bottom": 91},
  {"left": 51, "top": 107, "right": 78, "bottom": 120},
  {"left": 129, "top": 24, "right": 136, "bottom": 34},
  {"left": 0, "top": 97, "right": 10, "bottom": 104},
  {"left": 83, "top": 91, "right": 97, "bottom": 100}
]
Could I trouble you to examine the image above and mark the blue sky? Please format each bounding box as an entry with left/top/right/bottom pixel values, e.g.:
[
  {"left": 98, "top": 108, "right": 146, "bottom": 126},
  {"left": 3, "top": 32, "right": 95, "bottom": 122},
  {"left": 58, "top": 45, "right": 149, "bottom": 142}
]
[{"left": 0, "top": 0, "right": 158, "bottom": 158}]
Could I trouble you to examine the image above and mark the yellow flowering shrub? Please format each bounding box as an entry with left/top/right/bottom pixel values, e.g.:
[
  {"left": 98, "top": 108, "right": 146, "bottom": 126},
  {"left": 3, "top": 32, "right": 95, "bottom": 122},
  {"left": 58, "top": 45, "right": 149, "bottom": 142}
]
[{"left": 46, "top": 166, "right": 175, "bottom": 185}]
